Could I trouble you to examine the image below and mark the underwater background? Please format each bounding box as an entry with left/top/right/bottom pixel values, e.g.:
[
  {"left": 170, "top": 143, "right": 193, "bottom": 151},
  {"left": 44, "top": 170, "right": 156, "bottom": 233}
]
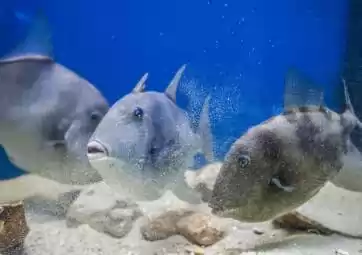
[{"left": 0, "top": 0, "right": 350, "bottom": 163}]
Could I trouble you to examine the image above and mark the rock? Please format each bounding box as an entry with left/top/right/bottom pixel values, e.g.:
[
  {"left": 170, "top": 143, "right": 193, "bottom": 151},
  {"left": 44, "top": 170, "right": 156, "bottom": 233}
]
[
  {"left": 141, "top": 210, "right": 225, "bottom": 246},
  {"left": 25, "top": 189, "right": 82, "bottom": 218},
  {"left": 0, "top": 201, "right": 29, "bottom": 251},
  {"left": 273, "top": 211, "right": 333, "bottom": 235},
  {"left": 184, "top": 162, "right": 222, "bottom": 202},
  {"left": 176, "top": 212, "right": 225, "bottom": 246},
  {"left": 273, "top": 211, "right": 334, "bottom": 235},
  {"left": 141, "top": 209, "right": 194, "bottom": 241},
  {"left": 273, "top": 182, "right": 362, "bottom": 238},
  {"left": 66, "top": 182, "right": 142, "bottom": 238}
]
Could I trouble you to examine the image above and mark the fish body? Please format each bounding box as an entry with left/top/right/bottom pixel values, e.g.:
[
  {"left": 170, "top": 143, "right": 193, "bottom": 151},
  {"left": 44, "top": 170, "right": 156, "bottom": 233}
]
[
  {"left": 87, "top": 65, "right": 213, "bottom": 202},
  {"left": 209, "top": 69, "right": 361, "bottom": 222},
  {"left": 0, "top": 13, "right": 109, "bottom": 203}
]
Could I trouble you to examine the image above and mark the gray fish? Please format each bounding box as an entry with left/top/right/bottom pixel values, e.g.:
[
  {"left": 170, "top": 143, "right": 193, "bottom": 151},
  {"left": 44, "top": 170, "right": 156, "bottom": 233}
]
[
  {"left": 209, "top": 69, "right": 362, "bottom": 222},
  {"left": 0, "top": 14, "right": 109, "bottom": 189},
  {"left": 87, "top": 65, "right": 213, "bottom": 202}
]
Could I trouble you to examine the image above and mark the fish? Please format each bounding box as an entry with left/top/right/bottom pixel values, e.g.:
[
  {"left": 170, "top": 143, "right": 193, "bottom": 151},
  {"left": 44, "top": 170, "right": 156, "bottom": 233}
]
[
  {"left": 87, "top": 65, "right": 213, "bottom": 202},
  {"left": 0, "top": 12, "right": 109, "bottom": 203},
  {"left": 208, "top": 69, "right": 362, "bottom": 222}
]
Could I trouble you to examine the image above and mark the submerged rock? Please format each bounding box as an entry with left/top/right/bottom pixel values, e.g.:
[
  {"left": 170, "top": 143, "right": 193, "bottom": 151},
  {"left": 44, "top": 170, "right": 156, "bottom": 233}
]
[
  {"left": 25, "top": 189, "right": 82, "bottom": 218},
  {"left": 141, "top": 209, "right": 194, "bottom": 241},
  {"left": 273, "top": 182, "right": 362, "bottom": 238},
  {"left": 184, "top": 162, "right": 222, "bottom": 202},
  {"left": 66, "top": 182, "right": 142, "bottom": 238},
  {"left": 273, "top": 211, "right": 333, "bottom": 235},
  {"left": 141, "top": 209, "right": 225, "bottom": 246},
  {"left": 0, "top": 201, "right": 29, "bottom": 251},
  {"left": 176, "top": 212, "right": 225, "bottom": 246}
]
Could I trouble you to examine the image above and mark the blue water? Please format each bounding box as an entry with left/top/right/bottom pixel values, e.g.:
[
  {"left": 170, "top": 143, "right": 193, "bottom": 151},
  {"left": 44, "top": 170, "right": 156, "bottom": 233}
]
[{"left": 0, "top": 0, "right": 349, "bottom": 177}]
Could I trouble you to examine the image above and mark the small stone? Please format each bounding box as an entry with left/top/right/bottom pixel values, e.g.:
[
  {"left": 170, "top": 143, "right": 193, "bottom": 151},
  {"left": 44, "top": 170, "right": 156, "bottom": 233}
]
[
  {"left": 176, "top": 212, "right": 224, "bottom": 246},
  {"left": 252, "top": 227, "right": 264, "bottom": 235},
  {"left": 185, "top": 246, "right": 205, "bottom": 255},
  {"left": 0, "top": 202, "right": 29, "bottom": 251},
  {"left": 335, "top": 249, "right": 349, "bottom": 255}
]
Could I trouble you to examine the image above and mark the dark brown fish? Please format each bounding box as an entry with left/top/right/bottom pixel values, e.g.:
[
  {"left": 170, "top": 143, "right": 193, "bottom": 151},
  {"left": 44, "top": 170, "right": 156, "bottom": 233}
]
[{"left": 209, "top": 69, "right": 361, "bottom": 222}]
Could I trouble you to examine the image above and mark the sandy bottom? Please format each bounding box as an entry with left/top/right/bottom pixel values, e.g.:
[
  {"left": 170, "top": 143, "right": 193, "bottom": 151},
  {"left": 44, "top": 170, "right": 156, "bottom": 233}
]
[
  {"left": 1, "top": 174, "right": 362, "bottom": 255},
  {"left": 1, "top": 199, "right": 360, "bottom": 255}
]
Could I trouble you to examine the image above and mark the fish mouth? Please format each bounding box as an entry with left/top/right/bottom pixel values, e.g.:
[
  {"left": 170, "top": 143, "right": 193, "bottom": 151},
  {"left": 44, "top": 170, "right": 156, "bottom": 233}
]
[
  {"left": 210, "top": 206, "right": 236, "bottom": 218},
  {"left": 211, "top": 205, "right": 270, "bottom": 223},
  {"left": 210, "top": 207, "right": 244, "bottom": 220},
  {"left": 209, "top": 199, "right": 228, "bottom": 216},
  {"left": 209, "top": 200, "right": 241, "bottom": 219},
  {"left": 87, "top": 140, "right": 109, "bottom": 161}
]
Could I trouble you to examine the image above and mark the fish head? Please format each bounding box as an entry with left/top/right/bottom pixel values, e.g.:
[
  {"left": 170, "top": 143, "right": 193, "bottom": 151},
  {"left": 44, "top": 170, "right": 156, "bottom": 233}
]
[
  {"left": 62, "top": 79, "right": 110, "bottom": 168},
  {"left": 86, "top": 90, "right": 187, "bottom": 200},
  {"left": 209, "top": 124, "right": 299, "bottom": 222},
  {"left": 31, "top": 68, "right": 110, "bottom": 184},
  {"left": 86, "top": 86, "right": 196, "bottom": 201},
  {"left": 87, "top": 91, "right": 171, "bottom": 174}
]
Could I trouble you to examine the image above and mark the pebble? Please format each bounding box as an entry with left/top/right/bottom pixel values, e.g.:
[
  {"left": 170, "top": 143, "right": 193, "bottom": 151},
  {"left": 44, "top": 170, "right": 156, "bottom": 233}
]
[
  {"left": 335, "top": 248, "right": 349, "bottom": 255},
  {"left": 252, "top": 227, "right": 264, "bottom": 235},
  {"left": 185, "top": 246, "right": 205, "bottom": 255}
]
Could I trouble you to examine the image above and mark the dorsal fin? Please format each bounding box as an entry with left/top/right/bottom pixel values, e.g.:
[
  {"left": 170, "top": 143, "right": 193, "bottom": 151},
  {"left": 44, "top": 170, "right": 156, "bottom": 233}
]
[
  {"left": 132, "top": 73, "right": 149, "bottom": 93},
  {"left": 283, "top": 68, "right": 325, "bottom": 113},
  {"left": 197, "top": 96, "right": 214, "bottom": 162},
  {"left": 164, "top": 64, "right": 186, "bottom": 103},
  {"left": 342, "top": 78, "right": 356, "bottom": 115},
  {"left": 0, "top": 10, "right": 53, "bottom": 63}
]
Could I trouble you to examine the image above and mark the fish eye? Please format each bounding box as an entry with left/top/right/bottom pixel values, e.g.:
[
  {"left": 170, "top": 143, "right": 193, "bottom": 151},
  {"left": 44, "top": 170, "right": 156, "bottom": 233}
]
[
  {"left": 51, "top": 141, "right": 66, "bottom": 151},
  {"left": 238, "top": 155, "right": 250, "bottom": 168},
  {"left": 149, "top": 147, "right": 158, "bottom": 155},
  {"left": 133, "top": 107, "right": 144, "bottom": 119},
  {"left": 90, "top": 111, "right": 102, "bottom": 122}
]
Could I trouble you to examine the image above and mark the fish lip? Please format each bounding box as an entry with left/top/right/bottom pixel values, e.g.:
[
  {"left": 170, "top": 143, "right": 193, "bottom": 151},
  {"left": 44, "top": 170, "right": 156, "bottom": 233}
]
[
  {"left": 210, "top": 206, "right": 233, "bottom": 218},
  {"left": 209, "top": 199, "right": 227, "bottom": 216},
  {"left": 211, "top": 207, "right": 224, "bottom": 216},
  {"left": 87, "top": 140, "right": 109, "bottom": 161}
]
